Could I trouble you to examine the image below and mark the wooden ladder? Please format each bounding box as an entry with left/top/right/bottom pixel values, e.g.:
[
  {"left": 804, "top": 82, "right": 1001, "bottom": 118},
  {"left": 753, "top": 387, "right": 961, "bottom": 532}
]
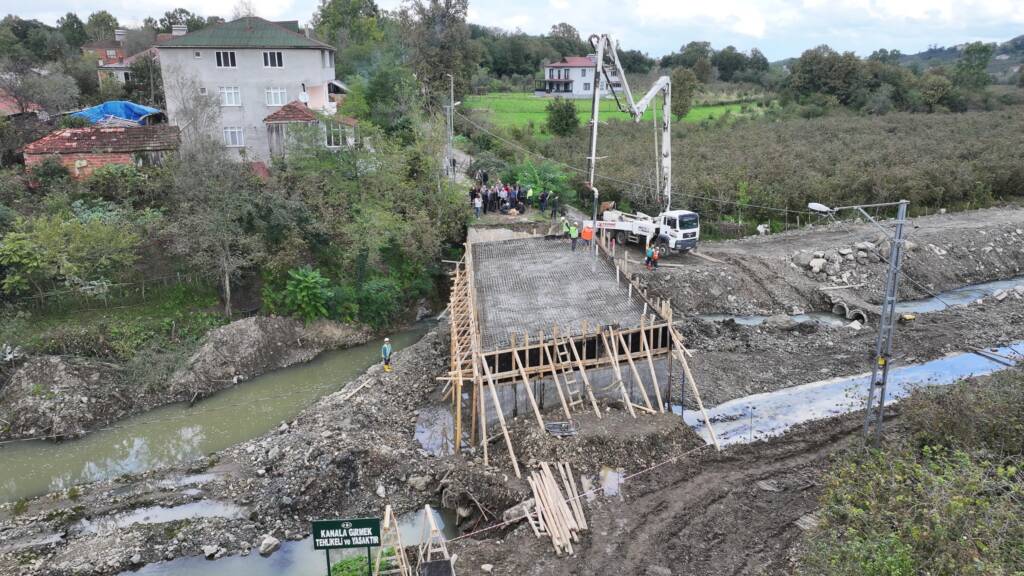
[
  {"left": 553, "top": 333, "right": 586, "bottom": 412},
  {"left": 374, "top": 505, "right": 412, "bottom": 576}
]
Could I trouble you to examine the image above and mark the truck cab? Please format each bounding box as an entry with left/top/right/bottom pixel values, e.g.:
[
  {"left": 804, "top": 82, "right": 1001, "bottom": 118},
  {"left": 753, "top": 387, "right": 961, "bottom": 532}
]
[{"left": 656, "top": 210, "right": 700, "bottom": 252}]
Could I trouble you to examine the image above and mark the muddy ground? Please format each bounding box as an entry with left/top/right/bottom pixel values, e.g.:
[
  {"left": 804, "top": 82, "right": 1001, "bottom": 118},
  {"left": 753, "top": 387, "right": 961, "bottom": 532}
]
[{"left": 641, "top": 205, "right": 1024, "bottom": 317}]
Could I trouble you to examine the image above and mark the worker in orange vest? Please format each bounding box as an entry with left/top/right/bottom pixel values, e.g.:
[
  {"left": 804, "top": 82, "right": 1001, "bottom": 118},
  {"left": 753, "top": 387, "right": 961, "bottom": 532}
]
[{"left": 580, "top": 225, "right": 594, "bottom": 248}]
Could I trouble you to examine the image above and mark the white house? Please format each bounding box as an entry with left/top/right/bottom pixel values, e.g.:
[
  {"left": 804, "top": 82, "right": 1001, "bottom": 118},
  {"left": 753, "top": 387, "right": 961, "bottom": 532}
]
[
  {"left": 537, "top": 55, "right": 622, "bottom": 99},
  {"left": 158, "top": 17, "right": 350, "bottom": 161}
]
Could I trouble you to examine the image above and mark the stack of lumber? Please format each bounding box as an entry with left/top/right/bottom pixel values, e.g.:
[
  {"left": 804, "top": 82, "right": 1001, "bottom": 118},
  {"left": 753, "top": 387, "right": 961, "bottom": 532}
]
[{"left": 525, "top": 462, "right": 588, "bottom": 555}]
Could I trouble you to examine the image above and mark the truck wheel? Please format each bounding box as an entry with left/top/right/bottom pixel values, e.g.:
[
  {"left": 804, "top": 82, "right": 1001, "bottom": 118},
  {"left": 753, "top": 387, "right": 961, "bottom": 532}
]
[
  {"left": 616, "top": 231, "right": 627, "bottom": 245},
  {"left": 657, "top": 238, "right": 670, "bottom": 252}
]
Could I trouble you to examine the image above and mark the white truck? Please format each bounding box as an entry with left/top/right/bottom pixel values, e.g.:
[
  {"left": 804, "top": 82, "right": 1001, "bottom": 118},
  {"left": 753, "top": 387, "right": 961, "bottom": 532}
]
[{"left": 586, "top": 208, "right": 700, "bottom": 253}]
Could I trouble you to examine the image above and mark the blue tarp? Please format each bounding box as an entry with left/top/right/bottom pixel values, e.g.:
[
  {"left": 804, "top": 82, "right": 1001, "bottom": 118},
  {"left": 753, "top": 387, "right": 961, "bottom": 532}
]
[{"left": 71, "top": 101, "right": 162, "bottom": 125}]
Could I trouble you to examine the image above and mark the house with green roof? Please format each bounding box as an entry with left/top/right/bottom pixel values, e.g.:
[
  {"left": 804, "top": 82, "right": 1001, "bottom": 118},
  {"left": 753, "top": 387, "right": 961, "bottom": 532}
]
[{"left": 158, "top": 17, "right": 348, "bottom": 160}]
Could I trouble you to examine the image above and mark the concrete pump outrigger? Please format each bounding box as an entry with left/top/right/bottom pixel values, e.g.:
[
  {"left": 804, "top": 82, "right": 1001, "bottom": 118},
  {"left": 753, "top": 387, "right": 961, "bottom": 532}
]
[{"left": 583, "top": 33, "right": 700, "bottom": 253}]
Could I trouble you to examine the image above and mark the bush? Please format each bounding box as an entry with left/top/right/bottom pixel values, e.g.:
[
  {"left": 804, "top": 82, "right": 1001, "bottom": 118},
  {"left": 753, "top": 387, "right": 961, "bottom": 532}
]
[
  {"left": 545, "top": 97, "right": 579, "bottom": 137},
  {"left": 356, "top": 276, "right": 402, "bottom": 328},
  {"left": 83, "top": 164, "right": 147, "bottom": 201},
  {"left": 282, "top": 266, "right": 332, "bottom": 322}
]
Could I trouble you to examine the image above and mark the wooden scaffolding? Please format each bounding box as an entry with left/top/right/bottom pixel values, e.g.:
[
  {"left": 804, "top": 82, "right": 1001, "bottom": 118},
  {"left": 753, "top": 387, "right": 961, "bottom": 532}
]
[{"left": 446, "top": 233, "right": 719, "bottom": 476}]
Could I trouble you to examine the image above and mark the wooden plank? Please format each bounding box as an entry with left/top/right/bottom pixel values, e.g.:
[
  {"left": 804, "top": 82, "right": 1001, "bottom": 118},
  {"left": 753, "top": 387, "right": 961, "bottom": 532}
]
[
  {"left": 566, "top": 336, "right": 601, "bottom": 418},
  {"left": 512, "top": 349, "right": 546, "bottom": 430},
  {"left": 480, "top": 356, "right": 522, "bottom": 477},
  {"left": 668, "top": 329, "right": 720, "bottom": 451},
  {"left": 563, "top": 462, "right": 587, "bottom": 530},
  {"left": 600, "top": 330, "right": 636, "bottom": 418},
  {"left": 618, "top": 332, "right": 654, "bottom": 412},
  {"left": 454, "top": 372, "right": 462, "bottom": 452},
  {"left": 556, "top": 462, "right": 587, "bottom": 531},
  {"left": 639, "top": 317, "right": 664, "bottom": 412}
]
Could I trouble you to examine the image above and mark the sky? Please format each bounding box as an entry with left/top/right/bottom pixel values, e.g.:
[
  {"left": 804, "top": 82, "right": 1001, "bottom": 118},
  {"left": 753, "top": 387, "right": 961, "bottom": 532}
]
[{"left": 10, "top": 0, "right": 1024, "bottom": 60}]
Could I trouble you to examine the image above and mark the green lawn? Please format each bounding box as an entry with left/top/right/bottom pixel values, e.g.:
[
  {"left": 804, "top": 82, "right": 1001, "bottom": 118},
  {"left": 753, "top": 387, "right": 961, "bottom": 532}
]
[{"left": 463, "top": 92, "right": 756, "bottom": 131}]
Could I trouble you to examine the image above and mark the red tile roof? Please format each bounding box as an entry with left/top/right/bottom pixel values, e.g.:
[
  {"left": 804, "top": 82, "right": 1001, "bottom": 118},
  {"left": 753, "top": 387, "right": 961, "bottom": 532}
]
[
  {"left": 263, "top": 101, "right": 318, "bottom": 123},
  {"left": 24, "top": 125, "right": 180, "bottom": 155},
  {"left": 548, "top": 56, "right": 594, "bottom": 68}
]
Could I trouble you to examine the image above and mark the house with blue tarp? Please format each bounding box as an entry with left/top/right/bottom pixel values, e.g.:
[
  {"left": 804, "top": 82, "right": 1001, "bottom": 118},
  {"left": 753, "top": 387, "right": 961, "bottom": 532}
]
[{"left": 70, "top": 101, "right": 166, "bottom": 126}]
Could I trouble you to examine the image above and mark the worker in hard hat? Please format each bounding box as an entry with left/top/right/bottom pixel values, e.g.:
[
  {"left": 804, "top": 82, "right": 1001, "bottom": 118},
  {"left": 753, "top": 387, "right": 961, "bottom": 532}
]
[
  {"left": 382, "top": 338, "right": 393, "bottom": 372},
  {"left": 561, "top": 216, "right": 571, "bottom": 240},
  {"left": 569, "top": 221, "right": 580, "bottom": 251}
]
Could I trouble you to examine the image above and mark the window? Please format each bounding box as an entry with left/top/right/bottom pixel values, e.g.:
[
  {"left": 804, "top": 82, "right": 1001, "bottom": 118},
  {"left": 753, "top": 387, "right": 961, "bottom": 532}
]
[
  {"left": 548, "top": 69, "right": 554, "bottom": 79},
  {"left": 123, "top": 71, "right": 133, "bottom": 83},
  {"left": 325, "top": 121, "right": 345, "bottom": 148},
  {"left": 215, "top": 51, "right": 236, "bottom": 68},
  {"left": 581, "top": 68, "right": 587, "bottom": 77},
  {"left": 583, "top": 83, "right": 590, "bottom": 91},
  {"left": 223, "top": 127, "right": 244, "bottom": 147},
  {"left": 265, "top": 88, "right": 287, "bottom": 106},
  {"left": 106, "top": 49, "right": 116, "bottom": 59},
  {"left": 263, "top": 51, "right": 283, "bottom": 68},
  {"left": 219, "top": 86, "right": 241, "bottom": 106},
  {"left": 193, "top": 51, "right": 201, "bottom": 58},
  {"left": 199, "top": 87, "right": 207, "bottom": 95},
  {"left": 328, "top": 51, "right": 334, "bottom": 68}
]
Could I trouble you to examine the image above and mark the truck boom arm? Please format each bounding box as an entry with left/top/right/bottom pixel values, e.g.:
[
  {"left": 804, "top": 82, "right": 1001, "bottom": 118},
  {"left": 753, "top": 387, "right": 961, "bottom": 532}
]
[{"left": 586, "top": 33, "right": 672, "bottom": 212}]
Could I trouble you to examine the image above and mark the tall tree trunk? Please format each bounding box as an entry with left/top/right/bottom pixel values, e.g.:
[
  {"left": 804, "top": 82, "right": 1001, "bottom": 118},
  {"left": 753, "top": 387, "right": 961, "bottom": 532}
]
[{"left": 222, "top": 266, "right": 232, "bottom": 317}]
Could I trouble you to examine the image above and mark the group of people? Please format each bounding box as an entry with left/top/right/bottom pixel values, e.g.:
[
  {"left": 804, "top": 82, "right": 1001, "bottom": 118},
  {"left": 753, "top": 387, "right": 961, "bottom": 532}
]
[{"left": 469, "top": 170, "right": 561, "bottom": 219}]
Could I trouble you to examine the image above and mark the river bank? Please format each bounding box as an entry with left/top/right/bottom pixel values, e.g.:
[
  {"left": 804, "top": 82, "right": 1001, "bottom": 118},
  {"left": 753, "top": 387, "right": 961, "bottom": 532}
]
[{"left": 0, "top": 317, "right": 374, "bottom": 442}]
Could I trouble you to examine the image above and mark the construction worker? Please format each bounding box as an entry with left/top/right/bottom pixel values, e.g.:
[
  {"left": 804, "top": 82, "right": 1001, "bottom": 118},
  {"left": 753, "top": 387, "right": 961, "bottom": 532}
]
[
  {"left": 569, "top": 222, "right": 580, "bottom": 251},
  {"left": 645, "top": 245, "right": 655, "bottom": 270},
  {"left": 561, "top": 216, "right": 571, "bottom": 239},
  {"left": 580, "top": 225, "right": 593, "bottom": 248},
  {"left": 382, "top": 338, "right": 393, "bottom": 372}
]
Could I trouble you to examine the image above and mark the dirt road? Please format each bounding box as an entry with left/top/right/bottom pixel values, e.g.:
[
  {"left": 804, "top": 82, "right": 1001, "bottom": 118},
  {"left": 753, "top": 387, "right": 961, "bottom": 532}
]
[{"left": 453, "top": 414, "right": 863, "bottom": 576}]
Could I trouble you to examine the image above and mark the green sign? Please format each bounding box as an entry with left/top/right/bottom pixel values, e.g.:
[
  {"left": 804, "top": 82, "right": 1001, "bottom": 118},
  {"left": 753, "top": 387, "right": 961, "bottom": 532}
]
[{"left": 312, "top": 518, "right": 382, "bottom": 550}]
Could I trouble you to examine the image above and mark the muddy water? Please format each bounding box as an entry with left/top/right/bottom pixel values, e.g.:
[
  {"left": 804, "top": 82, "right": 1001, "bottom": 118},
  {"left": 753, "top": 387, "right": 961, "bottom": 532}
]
[
  {"left": 681, "top": 340, "right": 1023, "bottom": 445},
  {"left": 120, "top": 507, "right": 459, "bottom": 576},
  {"left": 0, "top": 325, "right": 431, "bottom": 504}
]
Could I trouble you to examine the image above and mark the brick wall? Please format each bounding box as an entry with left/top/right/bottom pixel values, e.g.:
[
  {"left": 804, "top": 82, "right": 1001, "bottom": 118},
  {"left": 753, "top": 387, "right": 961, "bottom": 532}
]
[{"left": 25, "top": 152, "right": 134, "bottom": 180}]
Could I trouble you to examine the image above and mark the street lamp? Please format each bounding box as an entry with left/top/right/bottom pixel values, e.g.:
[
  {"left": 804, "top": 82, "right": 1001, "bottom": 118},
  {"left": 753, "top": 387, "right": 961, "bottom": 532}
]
[{"left": 807, "top": 199, "right": 910, "bottom": 446}]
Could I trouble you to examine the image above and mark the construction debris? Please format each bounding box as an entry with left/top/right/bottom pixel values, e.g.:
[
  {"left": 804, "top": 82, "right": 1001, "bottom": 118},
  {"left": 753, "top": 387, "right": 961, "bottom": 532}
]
[{"left": 525, "top": 462, "right": 588, "bottom": 556}]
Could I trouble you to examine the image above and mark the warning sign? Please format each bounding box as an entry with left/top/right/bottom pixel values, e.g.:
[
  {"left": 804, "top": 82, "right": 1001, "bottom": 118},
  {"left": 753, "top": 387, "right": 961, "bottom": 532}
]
[{"left": 311, "top": 518, "right": 381, "bottom": 550}]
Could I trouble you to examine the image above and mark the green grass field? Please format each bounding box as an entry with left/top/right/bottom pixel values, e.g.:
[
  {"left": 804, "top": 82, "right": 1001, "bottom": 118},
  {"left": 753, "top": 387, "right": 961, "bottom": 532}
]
[{"left": 463, "top": 92, "right": 755, "bottom": 131}]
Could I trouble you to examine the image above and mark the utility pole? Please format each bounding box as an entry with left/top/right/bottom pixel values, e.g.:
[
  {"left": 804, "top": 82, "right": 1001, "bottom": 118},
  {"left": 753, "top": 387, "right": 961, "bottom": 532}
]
[
  {"left": 808, "top": 199, "right": 910, "bottom": 447},
  {"left": 864, "top": 199, "right": 909, "bottom": 446},
  {"left": 445, "top": 73, "right": 455, "bottom": 186}
]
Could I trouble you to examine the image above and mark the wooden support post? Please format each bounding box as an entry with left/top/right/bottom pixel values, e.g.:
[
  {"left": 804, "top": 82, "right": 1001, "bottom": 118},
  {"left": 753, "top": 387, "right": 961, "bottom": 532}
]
[
  {"left": 668, "top": 328, "right": 720, "bottom": 450},
  {"left": 639, "top": 317, "right": 664, "bottom": 412},
  {"left": 542, "top": 333, "right": 574, "bottom": 421},
  {"left": 566, "top": 336, "right": 602, "bottom": 418},
  {"left": 454, "top": 372, "right": 462, "bottom": 452},
  {"left": 601, "top": 330, "right": 636, "bottom": 418},
  {"left": 618, "top": 332, "right": 654, "bottom": 412},
  {"left": 513, "top": 350, "right": 546, "bottom": 430},
  {"left": 480, "top": 356, "right": 522, "bottom": 477}
]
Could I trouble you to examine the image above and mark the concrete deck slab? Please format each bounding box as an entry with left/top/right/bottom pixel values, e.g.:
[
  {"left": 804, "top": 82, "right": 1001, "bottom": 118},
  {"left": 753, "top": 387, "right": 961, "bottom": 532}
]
[{"left": 472, "top": 237, "right": 646, "bottom": 350}]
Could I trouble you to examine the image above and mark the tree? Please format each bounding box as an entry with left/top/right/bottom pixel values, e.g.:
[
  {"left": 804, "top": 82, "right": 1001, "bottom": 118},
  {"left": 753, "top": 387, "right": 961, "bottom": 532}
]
[
  {"left": 749, "top": 48, "right": 769, "bottom": 72},
  {"left": 313, "top": 0, "right": 382, "bottom": 48},
  {"left": 165, "top": 139, "right": 269, "bottom": 316},
  {"left": 953, "top": 41, "right": 993, "bottom": 90},
  {"left": 57, "top": 13, "right": 87, "bottom": 48},
  {"left": 0, "top": 60, "right": 80, "bottom": 114},
  {"left": 670, "top": 67, "right": 698, "bottom": 120},
  {"left": 919, "top": 73, "right": 953, "bottom": 111},
  {"left": 693, "top": 57, "right": 713, "bottom": 83},
  {"left": 618, "top": 49, "right": 655, "bottom": 74},
  {"left": 124, "top": 52, "right": 164, "bottom": 107},
  {"left": 162, "top": 64, "right": 220, "bottom": 146},
  {"left": 123, "top": 28, "right": 157, "bottom": 56},
  {"left": 545, "top": 97, "right": 578, "bottom": 136},
  {"left": 868, "top": 48, "right": 902, "bottom": 65},
  {"left": 85, "top": 11, "right": 119, "bottom": 42},
  {"left": 713, "top": 45, "right": 748, "bottom": 82},
  {"left": 547, "top": 22, "right": 587, "bottom": 56},
  {"left": 403, "top": 0, "right": 474, "bottom": 99}
]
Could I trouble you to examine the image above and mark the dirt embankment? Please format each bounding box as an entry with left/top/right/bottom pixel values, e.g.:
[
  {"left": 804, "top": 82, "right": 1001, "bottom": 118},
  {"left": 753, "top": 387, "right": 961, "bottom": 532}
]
[
  {"left": 682, "top": 293, "right": 1024, "bottom": 405},
  {"left": 0, "top": 317, "right": 373, "bottom": 441},
  {"left": 643, "top": 206, "right": 1024, "bottom": 317}
]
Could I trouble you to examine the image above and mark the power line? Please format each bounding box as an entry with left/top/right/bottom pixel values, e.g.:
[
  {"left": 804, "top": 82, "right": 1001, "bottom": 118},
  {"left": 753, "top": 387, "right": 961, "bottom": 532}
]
[{"left": 454, "top": 110, "right": 813, "bottom": 217}]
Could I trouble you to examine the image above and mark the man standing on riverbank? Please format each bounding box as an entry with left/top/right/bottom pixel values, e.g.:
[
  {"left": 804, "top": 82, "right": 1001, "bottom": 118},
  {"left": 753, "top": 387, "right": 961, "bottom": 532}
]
[{"left": 382, "top": 338, "right": 393, "bottom": 372}]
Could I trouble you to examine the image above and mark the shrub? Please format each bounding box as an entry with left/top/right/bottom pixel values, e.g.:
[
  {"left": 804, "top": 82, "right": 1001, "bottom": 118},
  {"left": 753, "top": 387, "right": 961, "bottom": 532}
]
[
  {"left": 282, "top": 266, "right": 332, "bottom": 322},
  {"left": 545, "top": 97, "right": 579, "bottom": 137},
  {"left": 357, "top": 276, "right": 402, "bottom": 328},
  {"left": 83, "top": 164, "right": 147, "bottom": 201}
]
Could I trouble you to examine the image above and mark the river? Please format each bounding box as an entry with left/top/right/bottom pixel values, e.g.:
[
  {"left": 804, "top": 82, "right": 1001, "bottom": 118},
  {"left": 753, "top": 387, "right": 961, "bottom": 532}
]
[{"left": 0, "top": 324, "right": 431, "bottom": 504}]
